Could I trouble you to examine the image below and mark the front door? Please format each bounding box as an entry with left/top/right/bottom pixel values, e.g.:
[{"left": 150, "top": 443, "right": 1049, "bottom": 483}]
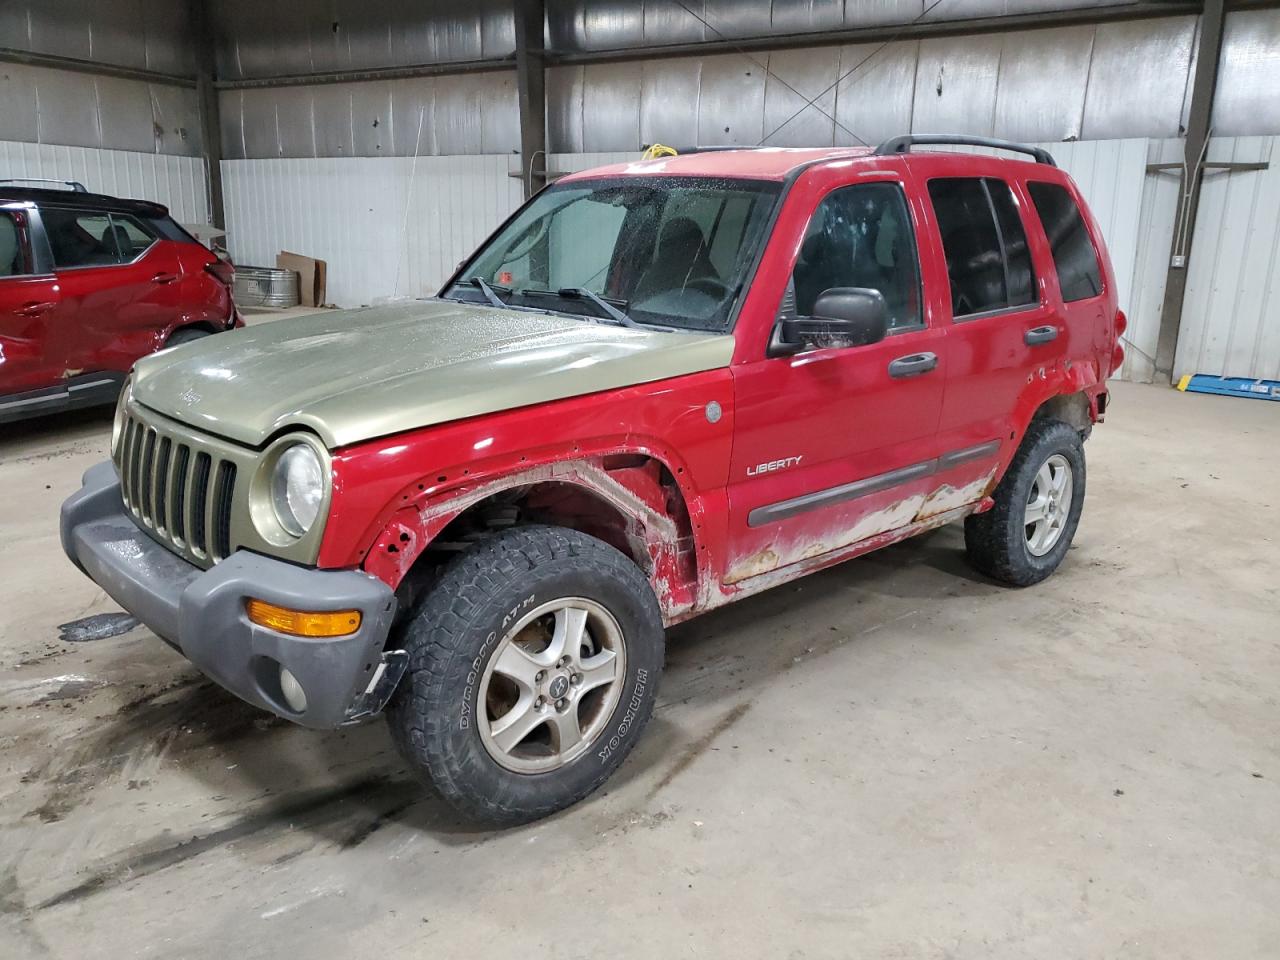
[
  {"left": 0, "top": 206, "right": 62, "bottom": 397},
  {"left": 725, "top": 178, "right": 946, "bottom": 585}
]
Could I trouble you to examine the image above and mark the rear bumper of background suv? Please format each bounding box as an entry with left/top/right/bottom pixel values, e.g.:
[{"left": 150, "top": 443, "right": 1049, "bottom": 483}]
[{"left": 60, "top": 460, "right": 400, "bottom": 729}]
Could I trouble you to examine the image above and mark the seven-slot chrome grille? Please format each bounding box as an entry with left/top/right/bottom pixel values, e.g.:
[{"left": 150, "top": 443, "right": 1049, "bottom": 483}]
[{"left": 115, "top": 405, "right": 239, "bottom": 567}]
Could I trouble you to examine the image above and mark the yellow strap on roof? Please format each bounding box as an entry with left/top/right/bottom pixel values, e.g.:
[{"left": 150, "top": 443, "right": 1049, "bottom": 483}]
[{"left": 641, "top": 143, "right": 678, "bottom": 160}]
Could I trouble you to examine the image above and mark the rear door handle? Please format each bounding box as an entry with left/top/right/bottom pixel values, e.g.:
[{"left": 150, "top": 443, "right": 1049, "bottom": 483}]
[
  {"left": 17, "top": 300, "right": 56, "bottom": 317},
  {"left": 1025, "top": 324, "right": 1059, "bottom": 345},
  {"left": 151, "top": 272, "right": 179, "bottom": 285},
  {"left": 888, "top": 352, "right": 938, "bottom": 379}
]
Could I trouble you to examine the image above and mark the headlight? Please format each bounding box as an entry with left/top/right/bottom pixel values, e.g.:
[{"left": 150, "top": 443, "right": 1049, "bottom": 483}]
[
  {"left": 111, "top": 380, "right": 131, "bottom": 456},
  {"left": 270, "top": 443, "right": 324, "bottom": 537}
]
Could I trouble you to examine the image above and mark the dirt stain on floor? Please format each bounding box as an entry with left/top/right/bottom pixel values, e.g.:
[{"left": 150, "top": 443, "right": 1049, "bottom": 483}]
[
  {"left": 56, "top": 613, "right": 139, "bottom": 643},
  {"left": 34, "top": 775, "right": 425, "bottom": 911},
  {"left": 20, "top": 678, "right": 287, "bottom": 824},
  {"left": 647, "top": 700, "right": 752, "bottom": 800}
]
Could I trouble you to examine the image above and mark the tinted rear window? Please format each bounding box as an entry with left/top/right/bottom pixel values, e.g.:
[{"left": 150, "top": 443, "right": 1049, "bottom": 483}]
[
  {"left": 1027, "top": 181, "right": 1103, "bottom": 302},
  {"left": 927, "top": 177, "right": 1037, "bottom": 318}
]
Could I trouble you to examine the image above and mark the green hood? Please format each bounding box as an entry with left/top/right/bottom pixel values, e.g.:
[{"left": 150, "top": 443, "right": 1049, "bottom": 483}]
[{"left": 131, "top": 300, "right": 734, "bottom": 449}]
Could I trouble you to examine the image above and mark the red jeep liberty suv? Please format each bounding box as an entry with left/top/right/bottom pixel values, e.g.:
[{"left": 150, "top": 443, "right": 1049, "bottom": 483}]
[
  {"left": 1, "top": 180, "right": 241, "bottom": 424},
  {"left": 61, "top": 136, "right": 1123, "bottom": 824}
]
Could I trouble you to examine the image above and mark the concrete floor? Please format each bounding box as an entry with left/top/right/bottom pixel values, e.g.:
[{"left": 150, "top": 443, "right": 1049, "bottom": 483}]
[{"left": 0, "top": 381, "right": 1276, "bottom": 959}]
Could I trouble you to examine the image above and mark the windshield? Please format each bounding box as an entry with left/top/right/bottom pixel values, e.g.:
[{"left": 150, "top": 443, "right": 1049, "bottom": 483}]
[{"left": 444, "top": 176, "right": 781, "bottom": 332}]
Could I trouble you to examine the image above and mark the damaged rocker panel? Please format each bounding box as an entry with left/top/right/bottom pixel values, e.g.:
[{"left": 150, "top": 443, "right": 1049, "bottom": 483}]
[{"left": 746, "top": 440, "right": 1001, "bottom": 528}]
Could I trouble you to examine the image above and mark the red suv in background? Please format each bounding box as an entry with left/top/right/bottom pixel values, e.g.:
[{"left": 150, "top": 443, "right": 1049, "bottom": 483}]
[{"left": 0, "top": 179, "right": 241, "bottom": 424}]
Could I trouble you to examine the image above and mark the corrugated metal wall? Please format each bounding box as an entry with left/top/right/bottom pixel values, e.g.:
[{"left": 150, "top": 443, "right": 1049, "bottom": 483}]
[
  {"left": 210, "top": 0, "right": 515, "bottom": 80},
  {"left": 215, "top": 8, "right": 1280, "bottom": 160},
  {"left": 0, "top": 0, "right": 200, "bottom": 156},
  {"left": 0, "top": 140, "right": 210, "bottom": 224},
  {"left": 1176, "top": 136, "right": 1280, "bottom": 381},
  {"left": 0, "top": 0, "right": 192, "bottom": 74},
  {"left": 0, "top": 63, "right": 202, "bottom": 156},
  {"left": 547, "top": 19, "right": 1201, "bottom": 151},
  {"left": 218, "top": 74, "right": 520, "bottom": 160},
  {"left": 545, "top": 0, "right": 1115, "bottom": 49}
]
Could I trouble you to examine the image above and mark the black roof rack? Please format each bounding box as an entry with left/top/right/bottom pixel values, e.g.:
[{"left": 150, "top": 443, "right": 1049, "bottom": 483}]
[
  {"left": 874, "top": 135, "right": 1056, "bottom": 167},
  {"left": 0, "top": 177, "right": 88, "bottom": 192}
]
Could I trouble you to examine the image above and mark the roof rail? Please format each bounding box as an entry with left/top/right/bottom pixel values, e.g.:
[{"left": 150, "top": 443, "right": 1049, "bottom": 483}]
[
  {"left": 874, "top": 135, "right": 1056, "bottom": 167},
  {"left": 0, "top": 177, "right": 89, "bottom": 192}
]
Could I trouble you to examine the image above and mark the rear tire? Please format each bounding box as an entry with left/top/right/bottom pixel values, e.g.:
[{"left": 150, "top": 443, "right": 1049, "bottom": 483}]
[
  {"left": 964, "top": 419, "right": 1086, "bottom": 586},
  {"left": 386, "top": 525, "right": 664, "bottom": 826}
]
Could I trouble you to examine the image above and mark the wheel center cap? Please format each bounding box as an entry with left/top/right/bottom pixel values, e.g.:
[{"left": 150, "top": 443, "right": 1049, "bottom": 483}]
[{"left": 548, "top": 674, "right": 570, "bottom": 700}]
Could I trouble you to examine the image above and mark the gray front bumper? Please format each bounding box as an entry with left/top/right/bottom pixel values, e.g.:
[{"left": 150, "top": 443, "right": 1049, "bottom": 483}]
[{"left": 60, "top": 461, "right": 399, "bottom": 729}]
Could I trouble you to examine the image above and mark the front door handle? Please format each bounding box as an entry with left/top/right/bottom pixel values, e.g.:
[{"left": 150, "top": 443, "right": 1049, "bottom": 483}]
[
  {"left": 888, "top": 352, "right": 938, "bottom": 379},
  {"left": 151, "top": 272, "right": 179, "bottom": 285},
  {"left": 17, "top": 300, "right": 56, "bottom": 317},
  {"left": 1025, "top": 324, "right": 1059, "bottom": 346}
]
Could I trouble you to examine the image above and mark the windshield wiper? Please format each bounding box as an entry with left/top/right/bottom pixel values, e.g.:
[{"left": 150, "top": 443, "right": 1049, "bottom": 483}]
[
  {"left": 558, "top": 287, "right": 639, "bottom": 327},
  {"left": 465, "top": 276, "right": 509, "bottom": 309},
  {"left": 520, "top": 287, "right": 639, "bottom": 327}
]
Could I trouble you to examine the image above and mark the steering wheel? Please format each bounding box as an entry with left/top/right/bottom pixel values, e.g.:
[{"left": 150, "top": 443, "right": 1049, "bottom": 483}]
[{"left": 500, "top": 217, "right": 551, "bottom": 264}]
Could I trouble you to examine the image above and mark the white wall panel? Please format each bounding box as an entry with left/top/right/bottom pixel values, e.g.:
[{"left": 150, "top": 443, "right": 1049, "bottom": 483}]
[
  {"left": 221, "top": 155, "right": 525, "bottom": 308},
  {"left": 0, "top": 140, "right": 210, "bottom": 224},
  {"left": 1177, "top": 136, "right": 1280, "bottom": 381}
]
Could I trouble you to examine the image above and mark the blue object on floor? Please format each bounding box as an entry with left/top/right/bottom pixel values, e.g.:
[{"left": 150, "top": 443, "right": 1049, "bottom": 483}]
[{"left": 1177, "top": 374, "right": 1280, "bottom": 402}]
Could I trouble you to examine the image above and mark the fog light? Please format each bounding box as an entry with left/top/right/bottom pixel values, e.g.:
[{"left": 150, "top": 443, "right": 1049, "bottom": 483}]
[
  {"left": 279, "top": 667, "right": 308, "bottom": 713},
  {"left": 246, "top": 599, "right": 361, "bottom": 637}
]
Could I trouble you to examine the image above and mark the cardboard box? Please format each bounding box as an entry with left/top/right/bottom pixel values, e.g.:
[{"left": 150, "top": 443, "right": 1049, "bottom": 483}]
[{"left": 276, "top": 251, "right": 327, "bottom": 307}]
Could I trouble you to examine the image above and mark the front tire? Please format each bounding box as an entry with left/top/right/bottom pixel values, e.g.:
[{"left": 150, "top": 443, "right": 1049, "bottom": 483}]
[
  {"left": 386, "top": 525, "right": 664, "bottom": 826},
  {"left": 964, "top": 419, "right": 1086, "bottom": 586}
]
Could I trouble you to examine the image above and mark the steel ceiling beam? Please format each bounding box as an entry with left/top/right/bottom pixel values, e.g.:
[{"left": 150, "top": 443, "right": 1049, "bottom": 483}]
[
  {"left": 213, "top": 57, "right": 517, "bottom": 91},
  {"left": 0, "top": 47, "right": 195, "bottom": 88},
  {"left": 1154, "top": 0, "right": 1228, "bottom": 383},
  {"left": 515, "top": 0, "right": 548, "bottom": 199},
  {"left": 188, "top": 0, "right": 225, "bottom": 230}
]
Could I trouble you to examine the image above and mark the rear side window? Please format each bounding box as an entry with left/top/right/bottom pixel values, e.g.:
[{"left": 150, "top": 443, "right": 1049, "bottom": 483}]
[
  {"left": 928, "top": 177, "right": 1037, "bottom": 318},
  {"left": 42, "top": 208, "right": 157, "bottom": 268},
  {"left": 1027, "top": 181, "right": 1103, "bottom": 302},
  {"left": 0, "top": 212, "right": 30, "bottom": 277}
]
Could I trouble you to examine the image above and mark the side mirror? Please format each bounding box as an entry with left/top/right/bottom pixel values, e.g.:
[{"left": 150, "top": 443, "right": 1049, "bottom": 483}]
[{"left": 777, "top": 287, "right": 890, "bottom": 353}]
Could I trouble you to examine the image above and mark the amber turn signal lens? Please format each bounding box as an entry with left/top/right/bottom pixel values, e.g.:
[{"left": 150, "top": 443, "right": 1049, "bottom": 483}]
[{"left": 246, "top": 599, "right": 361, "bottom": 637}]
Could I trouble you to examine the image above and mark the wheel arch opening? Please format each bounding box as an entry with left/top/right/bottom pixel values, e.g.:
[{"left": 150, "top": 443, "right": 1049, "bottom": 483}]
[{"left": 384, "top": 455, "right": 702, "bottom": 624}]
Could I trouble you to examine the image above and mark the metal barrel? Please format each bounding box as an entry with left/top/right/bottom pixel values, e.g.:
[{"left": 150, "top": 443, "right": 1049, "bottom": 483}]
[{"left": 232, "top": 266, "right": 300, "bottom": 308}]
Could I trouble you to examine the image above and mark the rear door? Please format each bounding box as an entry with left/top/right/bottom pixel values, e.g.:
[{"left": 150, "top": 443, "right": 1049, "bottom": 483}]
[
  {"left": 41, "top": 206, "right": 184, "bottom": 376},
  {"left": 725, "top": 175, "right": 946, "bottom": 584},
  {"left": 1023, "top": 180, "right": 1110, "bottom": 380},
  {"left": 0, "top": 206, "right": 62, "bottom": 396},
  {"left": 919, "top": 173, "right": 1062, "bottom": 472}
]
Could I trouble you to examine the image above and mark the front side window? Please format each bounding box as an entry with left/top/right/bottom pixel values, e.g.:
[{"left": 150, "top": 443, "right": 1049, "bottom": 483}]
[
  {"left": 928, "top": 177, "right": 1037, "bottom": 318},
  {"left": 0, "top": 212, "right": 30, "bottom": 277},
  {"left": 447, "top": 176, "right": 781, "bottom": 332},
  {"left": 42, "top": 209, "right": 157, "bottom": 269},
  {"left": 786, "top": 182, "right": 922, "bottom": 331},
  {"left": 1027, "top": 181, "right": 1103, "bottom": 302}
]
